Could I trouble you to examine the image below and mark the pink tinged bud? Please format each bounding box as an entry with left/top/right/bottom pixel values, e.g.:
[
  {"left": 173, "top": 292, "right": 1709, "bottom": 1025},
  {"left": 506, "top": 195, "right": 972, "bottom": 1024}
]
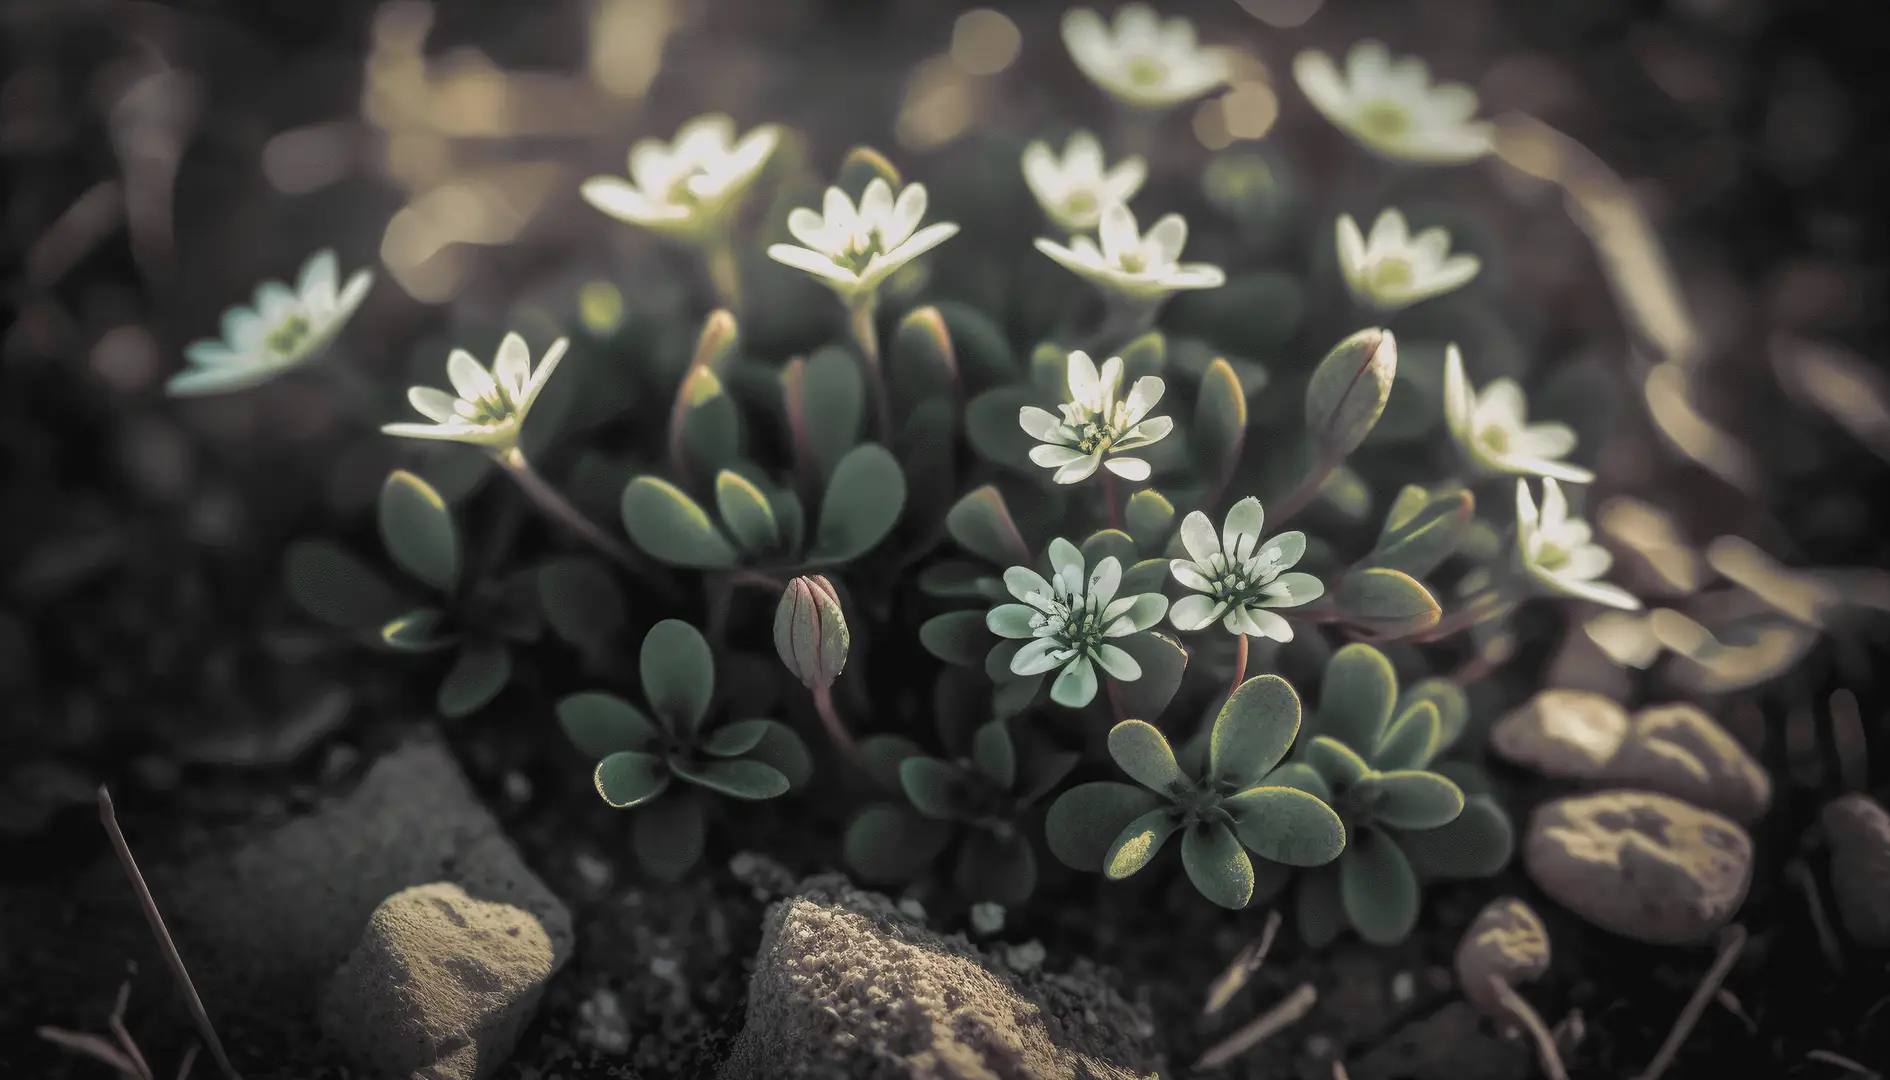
[{"left": 774, "top": 575, "right": 850, "bottom": 689}]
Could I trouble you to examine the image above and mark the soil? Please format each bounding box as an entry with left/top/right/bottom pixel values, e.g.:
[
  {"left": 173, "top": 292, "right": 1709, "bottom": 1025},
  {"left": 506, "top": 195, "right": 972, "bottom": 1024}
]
[{"left": 4, "top": 0, "right": 1888, "bottom": 1078}]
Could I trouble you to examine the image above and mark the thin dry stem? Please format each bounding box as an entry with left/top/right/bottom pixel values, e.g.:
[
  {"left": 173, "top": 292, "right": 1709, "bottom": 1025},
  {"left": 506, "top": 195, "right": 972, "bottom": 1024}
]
[
  {"left": 1203, "top": 907, "right": 1281, "bottom": 1016},
  {"left": 1194, "top": 982, "right": 1318, "bottom": 1071},
  {"left": 1488, "top": 975, "right": 1568, "bottom": 1080},
  {"left": 1632, "top": 924, "right": 1747, "bottom": 1080}
]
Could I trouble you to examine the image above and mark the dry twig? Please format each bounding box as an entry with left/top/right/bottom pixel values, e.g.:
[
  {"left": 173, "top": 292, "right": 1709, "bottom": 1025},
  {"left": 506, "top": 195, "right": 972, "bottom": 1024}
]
[
  {"left": 1193, "top": 982, "right": 1318, "bottom": 1071},
  {"left": 1632, "top": 924, "right": 1748, "bottom": 1080},
  {"left": 1203, "top": 909, "right": 1283, "bottom": 1017}
]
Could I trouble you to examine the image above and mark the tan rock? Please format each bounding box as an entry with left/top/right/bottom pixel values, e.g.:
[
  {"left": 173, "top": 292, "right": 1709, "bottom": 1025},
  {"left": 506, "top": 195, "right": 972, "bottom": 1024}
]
[
  {"left": 1524, "top": 790, "right": 1752, "bottom": 945},
  {"left": 1491, "top": 690, "right": 1630, "bottom": 779},
  {"left": 1454, "top": 896, "right": 1550, "bottom": 1015},
  {"left": 1823, "top": 794, "right": 1890, "bottom": 947}
]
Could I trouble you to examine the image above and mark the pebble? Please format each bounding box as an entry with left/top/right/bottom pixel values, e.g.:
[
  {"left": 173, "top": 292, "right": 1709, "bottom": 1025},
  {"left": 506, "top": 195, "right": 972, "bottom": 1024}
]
[{"left": 1822, "top": 793, "right": 1890, "bottom": 947}]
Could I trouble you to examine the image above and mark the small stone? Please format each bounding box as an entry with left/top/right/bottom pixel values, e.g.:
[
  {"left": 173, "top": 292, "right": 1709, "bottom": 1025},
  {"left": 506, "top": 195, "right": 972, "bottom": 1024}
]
[
  {"left": 319, "top": 882, "right": 557, "bottom": 1080},
  {"left": 968, "top": 901, "right": 1006, "bottom": 936},
  {"left": 1493, "top": 693, "right": 1771, "bottom": 822},
  {"left": 572, "top": 851, "right": 613, "bottom": 897},
  {"left": 1822, "top": 793, "right": 1890, "bottom": 947},
  {"left": 503, "top": 771, "right": 533, "bottom": 804},
  {"left": 1390, "top": 970, "right": 1416, "bottom": 1004},
  {"left": 1003, "top": 939, "right": 1047, "bottom": 973},
  {"left": 1524, "top": 790, "right": 1752, "bottom": 944},
  {"left": 727, "top": 850, "right": 797, "bottom": 897},
  {"left": 1454, "top": 896, "right": 1551, "bottom": 1015},
  {"left": 576, "top": 985, "right": 632, "bottom": 1055},
  {"left": 896, "top": 896, "right": 928, "bottom": 922}
]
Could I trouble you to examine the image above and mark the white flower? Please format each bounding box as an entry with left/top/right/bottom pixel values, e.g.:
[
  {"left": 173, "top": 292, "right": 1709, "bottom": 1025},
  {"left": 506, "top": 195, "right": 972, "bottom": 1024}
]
[
  {"left": 1336, "top": 209, "right": 1480, "bottom": 311},
  {"left": 168, "top": 249, "right": 372, "bottom": 397},
  {"left": 383, "top": 332, "right": 569, "bottom": 450},
  {"left": 1292, "top": 41, "right": 1493, "bottom": 164},
  {"left": 1061, "top": 5, "right": 1230, "bottom": 109},
  {"left": 985, "top": 538, "right": 1170, "bottom": 708},
  {"left": 1445, "top": 346, "right": 1594, "bottom": 484},
  {"left": 579, "top": 113, "right": 779, "bottom": 241},
  {"left": 1020, "top": 351, "right": 1172, "bottom": 484},
  {"left": 1515, "top": 478, "right": 1639, "bottom": 611},
  {"left": 766, "top": 178, "right": 959, "bottom": 307},
  {"left": 1168, "top": 498, "right": 1322, "bottom": 641},
  {"left": 1034, "top": 203, "right": 1224, "bottom": 304},
  {"left": 1022, "top": 131, "right": 1147, "bottom": 233}
]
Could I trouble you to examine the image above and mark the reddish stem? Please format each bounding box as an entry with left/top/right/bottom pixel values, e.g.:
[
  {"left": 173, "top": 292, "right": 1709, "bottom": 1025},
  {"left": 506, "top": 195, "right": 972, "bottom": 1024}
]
[
  {"left": 1101, "top": 468, "right": 1122, "bottom": 530},
  {"left": 812, "top": 682, "right": 870, "bottom": 775},
  {"left": 1223, "top": 632, "right": 1249, "bottom": 709}
]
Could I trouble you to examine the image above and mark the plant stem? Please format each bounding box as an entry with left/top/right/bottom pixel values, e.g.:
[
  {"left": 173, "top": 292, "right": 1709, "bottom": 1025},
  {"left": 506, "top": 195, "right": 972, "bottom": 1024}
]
[
  {"left": 811, "top": 682, "right": 870, "bottom": 774},
  {"left": 704, "top": 232, "right": 742, "bottom": 312},
  {"left": 495, "top": 447, "right": 678, "bottom": 603},
  {"left": 1633, "top": 925, "right": 1748, "bottom": 1080},
  {"left": 1268, "top": 453, "right": 1337, "bottom": 528},
  {"left": 849, "top": 295, "right": 893, "bottom": 440},
  {"left": 1194, "top": 982, "right": 1318, "bottom": 1071},
  {"left": 99, "top": 787, "right": 242, "bottom": 1080},
  {"left": 1100, "top": 469, "right": 1122, "bottom": 530},
  {"left": 1488, "top": 977, "right": 1568, "bottom": 1080},
  {"left": 727, "top": 568, "right": 787, "bottom": 593},
  {"left": 1224, "top": 632, "right": 1249, "bottom": 707}
]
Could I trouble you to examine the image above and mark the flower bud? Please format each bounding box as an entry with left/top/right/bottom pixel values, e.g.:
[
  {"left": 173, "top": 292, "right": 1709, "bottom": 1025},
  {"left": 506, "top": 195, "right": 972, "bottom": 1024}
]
[
  {"left": 1305, "top": 327, "right": 1396, "bottom": 458},
  {"left": 774, "top": 575, "right": 849, "bottom": 690}
]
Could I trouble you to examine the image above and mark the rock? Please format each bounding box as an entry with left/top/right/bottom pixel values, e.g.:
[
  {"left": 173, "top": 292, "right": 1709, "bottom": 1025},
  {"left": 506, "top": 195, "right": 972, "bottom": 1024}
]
[
  {"left": 1348, "top": 1001, "right": 1532, "bottom": 1080},
  {"left": 1492, "top": 693, "right": 1771, "bottom": 822},
  {"left": 718, "top": 873, "right": 1162, "bottom": 1080},
  {"left": 1524, "top": 790, "right": 1752, "bottom": 945},
  {"left": 146, "top": 728, "right": 572, "bottom": 1024},
  {"left": 319, "top": 882, "right": 556, "bottom": 1080},
  {"left": 1822, "top": 793, "right": 1890, "bottom": 947},
  {"left": 1454, "top": 897, "right": 1550, "bottom": 1015}
]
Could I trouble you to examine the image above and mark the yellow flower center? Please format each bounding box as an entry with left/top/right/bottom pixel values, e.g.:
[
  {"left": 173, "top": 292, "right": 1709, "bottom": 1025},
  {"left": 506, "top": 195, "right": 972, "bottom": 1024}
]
[
  {"left": 1064, "top": 191, "right": 1098, "bottom": 219},
  {"left": 1125, "top": 55, "right": 1167, "bottom": 88},
  {"left": 1368, "top": 257, "right": 1413, "bottom": 294},
  {"left": 264, "top": 314, "right": 313, "bottom": 356},
  {"left": 1358, "top": 99, "right": 1411, "bottom": 140},
  {"left": 1478, "top": 423, "right": 1510, "bottom": 454}
]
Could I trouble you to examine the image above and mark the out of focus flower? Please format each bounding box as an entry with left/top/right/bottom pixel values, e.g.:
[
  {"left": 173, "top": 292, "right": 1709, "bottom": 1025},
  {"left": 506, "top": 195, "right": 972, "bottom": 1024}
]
[
  {"left": 766, "top": 178, "right": 959, "bottom": 308},
  {"left": 1019, "top": 351, "right": 1171, "bottom": 483},
  {"left": 1168, "top": 498, "right": 1322, "bottom": 641},
  {"left": 1445, "top": 346, "right": 1595, "bottom": 484},
  {"left": 1336, "top": 209, "right": 1480, "bottom": 311},
  {"left": 1515, "top": 478, "right": 1640, "bottom": 610},
  {"left": 580, "top": 114, "right": 779, "bottom": 241},
  {"left": 383, "top": 332, "right": 568, "bottom": 451},
  {"left": 1293, "top": 41, "right": 1492, "bottom": 164},
  {"left": 1022, "top": 130, "right": 1147, "bottom": 233},
  {"left": 1035, "top": 203, "right": 1223, "bottom": 305},
  {"left": 1062, "top": 5, "right": 1229, "bottom": 109},
  {"left": 168, "top": 249, "right": 372, "bottom": 397}
]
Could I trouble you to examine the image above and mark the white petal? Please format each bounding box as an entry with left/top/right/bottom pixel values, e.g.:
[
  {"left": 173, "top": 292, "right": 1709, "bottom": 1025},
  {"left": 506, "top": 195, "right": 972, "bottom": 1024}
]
[
  {"left": 1048, "top": 537, "right": 1085, "bottom": 582},
  {"left": 1476, "top": 379, "right": 1527, "bottom": 429},
  {"left": 1562, "top": 544, "right": 1613, "bottom": 581},
  {"left": 1169, "top": 560, "right": 1214, "bottom": 593},
  {"left": 1234, "top": 606, "right": 1295, "bottom": 642},
  {"left": 1065, "top": 350, "right": 1100, "bottom": 402},
  {"left": 767, "top": 244, "right": 858, "bottom": 287},
  {"left": 409, "top": 385, "right": 462, "bottom": 423},
  {"left": 1164, "top": 264, "right": 1225, "bottom": 289},
  {"left": 987, "top": 603, "right": 1043, "bottom": 639},
  {"left": 1054, "top": 452, "right": 1103, "bottom": 484},
  {"left": 1012, "top": 637, "right": 1067, "bottom": 676},
  {"left": 1061, "top": 8, "right": 1113, "bottom": 75},
  {"left": 1222, "top": 497, "right": 1264, "bottom": 561},
  {"left": 1022, "top": 141, "right": 1062, "bottom": 207},
  {"left": 1113, "top": 414, "right": 1173, "bottom": 450},
  {"left": 1031, "top": 443, "right": 1088, "bottom": 468},
  {"left": 877, "top": 221, "right": 958, "bottom": 269},
  {"left": 1105, "top": 155, "right": 1148, "bottom": 203},
  {"left": 520, "top": 337, "right": 569, "bottom": 407},
  {"left": 1336, "top": 214, "right": 1368, "bottom": 288},
  {"left": 1500, "top": 455, "right": 1596, "bottom": 485},
  {"left": 1098, "top": 202, "right": 1138, "bottom": 264},
  {"left": 446, "top": 349, "right": 497, "bottom": 402},
  {"left": 1257, "top": 530, "right": 1308, "bottom": 570},
  {"left": 1050, "top": 655, "right": 1100, "bottom": 707},
  {"left": 787, "top": 207, "right": 832, "bottom": 252},
  {"left": 1169, "top": 593, "right": 1225, "bottom": 632},
  {"left": 1088, "top": 556, "right": 1122, "bottom": 609},
  {"left": 627, "top": 139, "right": 675, "bottom": 195},
  {"left": 1179, "top": 510, "right": 1220, "bottom": 566},
  {"left": 1443, "top": 344, "right": 1475, "bottom": 441},
  {"left": 1424, "top": 253, "right": 1481, "bottom": 296},
  {"left": 886, "top": 183, "right": 928, "bottom": 248},
  {"left": 581, "top": 177, "right": 658, "bottom": 223},
  {"left": 492, "top": 332, "right": 532, "bottom": 401},
  {"left": 1292, "top": 50, "right": 1352, "bottom": 122},
  {"left": 1515, "top": 479, "right": 1541, "bottom": 540},
  {"left": 1065, "top": 130, "right": 1104, "bottom": 175},
  {"left": 1146, "top": 213, "right": 1188, "bottom": 265},
  {"left": 859, "top": 177, "right": 895, "bottom": 232},
  {"left": 1093, "top": 643, "right": 1141, "bottom": 681},
  {"left": 297, "top": 249, "right": 339, "bottom": 305},
  {"left": 1369, "top": 207, "right": 1409, "bottom": 251},
  {"left": 1540, "top": 477, "right": 1569, "bottom": 529},
  {"left": 1019, "top": 405, "right": 1065, "bottom": 442},
  {"left": 1515, "top": 421, "right": 1578, "bottom": 460},
  {"left": 1103, "top": 456, "right": 1151, "bottom": 481},
  {"left": 1549, "top": 574, "right": 1641, "bottom": 611},
  {"left": 1004, "top": 565, "right": 1055, "bottom": 605},
  {"left": 821, "top": 186, "right": 857, "bottom": 236}
]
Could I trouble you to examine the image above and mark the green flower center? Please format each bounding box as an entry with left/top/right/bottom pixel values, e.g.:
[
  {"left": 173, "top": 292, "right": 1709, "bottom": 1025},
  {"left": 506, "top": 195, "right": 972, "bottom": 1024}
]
[
  {"left": 459, "top": 391, "right": 516, "bottom": 427},
  {"left": 264, "top": 313, "right": 313, "bottom": 356},
  {"left": 1367, "top": 258, "right": 1413, "bottom": 294},
  {"left": 1358, "top": 99, "right": 1411, "bottom": 140},
  {"left": 1125, "top": 55, "right": 1167, "bottom": 88},
  {"left": 1064, "top": 191, "right": 1098, "bottom": 219},
  {"left": 1116, "top": 249, "right": 1149, "bottom": 273},
  {"left": 1478, "top": 423, "right": 1511, "bottom": 454},
  {"left": 1074, "top": 421, "right": 1116, "bottom": 456},
  {"left": 834, "top": 227, "right": 884, "bottom": 273},
  {"left": 1533, "top": 540, "right": 1572, "bottom": 573}
]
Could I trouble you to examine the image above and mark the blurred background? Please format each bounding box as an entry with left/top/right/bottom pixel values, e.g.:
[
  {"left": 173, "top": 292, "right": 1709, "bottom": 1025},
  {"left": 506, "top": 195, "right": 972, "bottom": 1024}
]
[{"left": 2, "top": 0, "right": 1886, "bottom": 1074}]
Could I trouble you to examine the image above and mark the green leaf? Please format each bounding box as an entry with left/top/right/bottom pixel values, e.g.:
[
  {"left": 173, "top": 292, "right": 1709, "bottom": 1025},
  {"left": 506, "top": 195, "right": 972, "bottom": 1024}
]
[
  {"left": 1430, "top": 758, "right": 1493, "bottom": 797},
  {"left": 965, "top": 385, "right": 1041, "bottom": 472},
  {"left": 1122, "top": 557, "right": 1170, "bottom": 596},
  {"left": 1226, "top": 786, "right": 1346, "bottom": 866},
  {"left": 378, "top": 470, "right": 460, "bottom": 591},
  {"left": 1029, "top": 341, "right": 1069, "bottom": 399},
  {"left": 1104, "top": 808, "right": 1181, "bottom": 880},
  {"left": 1182, "top": 821, "right": 1256, "bottom": 909},
  {"left": 285, "top": 539, "right": 403, "bottom": 630},
  {"left": 559, "top": 691, "right": 662, "bottom": 757},
  {"left": 918, "top": 560, "right": 1004, "bottom": 601},
  {"left": 671, "top": 757, "right": 789, "bottom": 800},
  {"left": 920, "top": 610, "right": 990, "bottom": 667},
  {"left": 621, "top": 476, "right": 738, "bottom": 568},
  {"left": 1364, "top": 484, "right": 1472, "bottom": 578},
  {"left": 675, "top": 365, "right": 742, "bottom": 476},
  {"left": 537, "top": 556, "right": 626, "bottom": 648},
  {"left": 1332, "top": 568, "right": 1441, "bottom": 639},
  {"left": 1305, "top": 735, "right": 1371, "bottom": 789},
  {"left": 1192, "top": 357, "right": 1247, "bottom": 485},
  {"left": 1316, "top": 465, "right": 1373, "bottom": 524},
  {"left": 1316, "top": 642, "right": 1398, "bottom": 751},
  {"left": 844, "top": 804, "right": 954, "bottom": 881},
  {"left": 803, "top": 346, "right": 865, "bottom": 481},
  {"left": 1119, "top": 329, "right": 1166, "bottom": 382},
  {"left": 971, "top": 721, "right": 1016, "bottom": 790},
  {"left": 1210, "top": 674, "right": 1302, "bottom": 789},
  {"left": 1398, "top": 794, "right": 1513, "bottom": 879},
  {"left": 381, "top": 607, "right": 451, "bottom": 651},
  {"left": 437, "top": 641, "right": 511, "bottom": 718},
  {"left": 633, "top": 791, "right": 704, "bottom": 881},
  {"left": 1164, "top": 272, "right": 1304, "bottom": 357},
  {"left": 1262, "top": 762, "right": 1332, "bottom": 803},
  {"left": 1339, "top": 830, "right": 1421, "bottom": 945},
  {"left": 890, "top": 305, "right": 958, "bottom": 409},
  {"left": 1295, "top": 864, "right": 1347, "bottom": 949},
  {"left": 957, "top": 829, "right": 1038, "bottom": 906},
  {"left": 1109, "top": 631, "right": 1189, "bottom": 723},
  {"left": 714, "top": 471, "right": 782, "bottom": 555},
  {"left": 1372, "top": 700, "right": 1442, "bottom": 772},
  {"left": 1107, "top": 719, "right": 1185, "bottom": 793},
  {"left": 772, "top": 486, "right": 807, "bottom": 555},
  {"left": 1305, "top": 327, "right": 1396, "bottom": 457},
  {"left": 1363, "top": 770, "right": 1464, "bottom": 829},
  {"left": 640, "top": 619, "right": 715, "bottom": 734},
  {"left": 934, "top": 300, "right": 1014, "bottom": 387},
  {"left": 810, "top": 444, "right": 906, "bottom": 562},
  {"left": 900, "top": 756, "right": 970, "bottom": 820},
  {"left": 946, "top": 485, "right": 1032, "bottom": 566},
  {"left": 746, "top": 719, "right": 815, "bottom": 790},
  {"left": 594, "top": 750, "right": 670, "bottom": 808},
  {"left": 1044, "top": 781, "right": 1164, "bottom": 871},
  {"left": 1398, "top": 679, "right": 1470, "bottom": 756},
  {"left": 1080, "top": 529, "right": 1137, "bottom": 574},
  {"left": 857, "top": 733, "right": 926, "bottom": 791},
  {"left": 702, "top": 718, "right": 771, "bottom": 757},
  {"left": 1124, "top": 490, "right": 1175, "bottom": 553},
  {"left": 835, "top": 143, "right": 901, "bottom": 197}
]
